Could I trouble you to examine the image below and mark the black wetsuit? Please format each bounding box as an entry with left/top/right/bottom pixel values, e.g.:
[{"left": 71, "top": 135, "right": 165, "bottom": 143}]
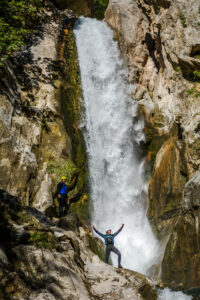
[
  {"left": 93, "top": 225, "right": 123, "bottom": 265},
  {"left": 57, "top": 182, "right": 69, "bottom": 217}
]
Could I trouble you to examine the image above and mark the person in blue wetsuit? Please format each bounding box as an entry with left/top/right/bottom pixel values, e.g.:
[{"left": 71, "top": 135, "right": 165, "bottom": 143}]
[
  {"left": 56, "top": 173, "right": 79, "bottom": 218},
  {"left": 92, "top": 224, "right": 124, "bottom": 268},
  {"left": 57, "top": 176, "right": 69, "bottom": 217}
]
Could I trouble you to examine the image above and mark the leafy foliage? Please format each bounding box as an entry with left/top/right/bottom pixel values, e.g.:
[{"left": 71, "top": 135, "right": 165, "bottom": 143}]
[
  {"left": 193, "top": 70, "right": 200, "bottom": 82},
  {"left": 179, "top": 11, "right": 187, "bottom": 28},
  {"left": 47, "top": 159, "right": 79, "bottom": 185},
  {"left": 186, "top": 87, "right": 200, "bottom": 98},
  {"left": 94, "top": 0, "right": 109, "bottom": 20},
  {"left": 0, "top": 0, "right": 44, "bottom": 64}
]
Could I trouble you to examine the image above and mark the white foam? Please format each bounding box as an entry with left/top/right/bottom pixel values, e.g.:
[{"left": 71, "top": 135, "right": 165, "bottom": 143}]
[{"left": 158, "top": 288, "right": 192, "bottom": 300}]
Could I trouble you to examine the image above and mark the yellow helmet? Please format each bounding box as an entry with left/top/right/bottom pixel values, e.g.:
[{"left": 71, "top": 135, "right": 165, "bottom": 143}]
[{"left": 61, "top": 176, "right": 67, "bottom": 180}]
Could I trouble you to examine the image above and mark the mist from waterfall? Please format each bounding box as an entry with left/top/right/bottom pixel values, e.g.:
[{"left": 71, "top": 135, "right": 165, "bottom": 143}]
[{"left": 74, "top": 17, "right": 160, "bottom": 274}]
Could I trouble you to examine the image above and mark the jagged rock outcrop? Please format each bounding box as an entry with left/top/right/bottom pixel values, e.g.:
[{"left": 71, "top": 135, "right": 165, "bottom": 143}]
[
  {"left": 0, "top": 190, "right": 160, "bottom": 300},
  {"left": 105, "top": 0, "right": 200, "bottom": 288}
]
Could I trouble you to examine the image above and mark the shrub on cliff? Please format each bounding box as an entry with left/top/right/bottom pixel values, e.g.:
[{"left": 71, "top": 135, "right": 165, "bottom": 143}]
[
  {"left": 0, "top": 0, "right": 44, "bottom": 64},
  {"left": 94, "top": 0, "right": 109, "bottom": 19}
]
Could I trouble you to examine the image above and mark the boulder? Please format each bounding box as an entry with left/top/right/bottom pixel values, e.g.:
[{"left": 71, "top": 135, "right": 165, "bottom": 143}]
[{"left": 58, "top": 212, "right": 79, "bottom": 231}]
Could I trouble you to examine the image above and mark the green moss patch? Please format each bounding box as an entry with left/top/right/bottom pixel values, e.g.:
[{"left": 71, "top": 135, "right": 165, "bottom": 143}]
[
  {"left": 88, "top": 234, "right": 106, "bottom": 262},
  {"left": 179, "top": 11, "right": 187, "bottom": 28},
  {"left": 186, "top": 87, "right": 200, "bottom": 98},
  {"left": 28, "top": 231, "right": 56, "bottom": 250},
  {"left": 94, "top": 0, "right": 109, "bottom": 19},
  {"left": 193, "top": 70, "right": 200, "bottom": 82},
  {"left": 70, "top": 193, "right": 90, "bottom": 222},
  {"left": 47, "top": 159, "right": 79, "bottom": 184}
]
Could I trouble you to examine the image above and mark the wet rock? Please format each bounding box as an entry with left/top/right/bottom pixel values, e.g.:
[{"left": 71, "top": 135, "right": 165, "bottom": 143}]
[
  {"left": 148, "top": 138, "right": 186, "bottom": 237},
  {"left": 162, "top": 212, "right": 200, "bottom": 289}
]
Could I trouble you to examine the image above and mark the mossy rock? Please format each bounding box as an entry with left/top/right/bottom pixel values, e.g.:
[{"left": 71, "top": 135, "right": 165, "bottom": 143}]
[
  {"left": 28, "top": 231, "right": 56, "bottom": 251},
  {"left": 70, "top": 193, "right": 91, "bottom": 223},
  {"left": 88, "top": 234, "right": 106, "bottom": 262},
  {"left": 51, "top": 0, "right": 109, "bottom": 20},
  {"left": 148, "top": 139, "right": 186, "bottom": 238},
  {"left": 138, "top": 283, "right": 157, "bottom": 300},
  {"left": 59, "top": 25, "right": 90, "bottom": 221},
  {"left": 93, "top": 0, "right": 109, "bottom": 19},
  {"left": 162, "top": 213, "right": 200, "bottom": 289},
  {"left": 52, "top": 0, "right": 92, "bottom": 16},
  {"left": 47, "top": 159, "right": 79, "bottom": 184}
]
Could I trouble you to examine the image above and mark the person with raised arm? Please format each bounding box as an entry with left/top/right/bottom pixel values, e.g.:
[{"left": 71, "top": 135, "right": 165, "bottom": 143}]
[{"left": 92, "top": 224, "right": 124, "bottom": 268}]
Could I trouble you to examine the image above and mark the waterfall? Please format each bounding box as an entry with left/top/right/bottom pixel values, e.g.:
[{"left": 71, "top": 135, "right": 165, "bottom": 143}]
[{"left": 74, "top": 17, "right": 159, "bottom": 274}]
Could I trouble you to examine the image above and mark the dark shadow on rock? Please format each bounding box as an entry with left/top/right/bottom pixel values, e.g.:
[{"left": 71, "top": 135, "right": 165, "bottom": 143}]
[
  {"left": 58, "top": 213, "right": 79, "bottom": 231},
  {"left": 25, "top": 207, "right": 54, "bottom": 226},
  {"left": 184, "top": 287, "right": 200, "bottom": 299},
  {"left": 145, "top": 33, "right": 160, "bottom": 71},
  {"left": 0, "top": 189, "right": 21, "bottom": 210}
]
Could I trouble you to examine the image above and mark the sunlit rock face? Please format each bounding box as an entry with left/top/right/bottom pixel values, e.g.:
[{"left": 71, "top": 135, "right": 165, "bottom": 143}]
[
  {"left": 105, "top": 0, "right": 200, "bottom": 288},
  {"left": 0, "top": 6, "right": 87, "bottom": 216},
  {"left": 0, "top": 7, "right": 72, "bottom": 208}
]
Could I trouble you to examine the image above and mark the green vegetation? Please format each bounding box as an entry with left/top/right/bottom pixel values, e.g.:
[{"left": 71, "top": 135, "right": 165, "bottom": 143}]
[
  {"left": 88, "top": 233, "right": 112, "bottom": 264},
  {"left": 40, "top": 117, "right": 49, "bottom": 131},
  {"left": 186, "top": 87, "right": 200, "bottom": 98},
  {"left": 174, "top": 65, "right": 182, "bottom": 73},
  {"left": 179, "top": 11, "right": 187, "bottom": 28},
  {"left": 0, "top": 0, "right": 44, "bottom": 64},
  {"left": 61, "top": 27, "right": 90, "bottom": 222},
  {"left": 197, "top": 22, "right": 200, "bottom": 26},
  {"left": 194, "top": 53, "right": 200, "bottom": 59},
  {"left": 94, "top": 0, "right": 109, "bottom": 19},
  {"left": 155, "top": 5, "right": 160, "bottom": 15},
  {"left": 47, "top": 159, "right": 78, "bottom": 184},
  {"left": 70, "top": 193, "right": 90, "bottom": 221},
  {"left": 28, "top": 231, "right": 55, "bottom": 250},
  {"left": 193, "top": 70, "right": 200, "bottom": 82}
]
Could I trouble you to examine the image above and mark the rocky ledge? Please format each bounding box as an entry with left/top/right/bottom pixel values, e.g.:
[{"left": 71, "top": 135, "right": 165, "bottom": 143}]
[{"left": 0, "top": 190, "right": 161, "bottom": 300}]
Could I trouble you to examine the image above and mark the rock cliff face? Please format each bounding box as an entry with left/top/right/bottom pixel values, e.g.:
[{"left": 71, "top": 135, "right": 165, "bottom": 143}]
[
  {"left": 0, "top": 4, "right": 88, "bottom": 220},
  {"left": 105, "top": 0, "right": 200, "bottom": 288}
]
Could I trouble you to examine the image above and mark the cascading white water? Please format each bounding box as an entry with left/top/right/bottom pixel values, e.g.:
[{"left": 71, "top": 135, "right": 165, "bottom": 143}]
[
  {"left": 158, "top": 289, "right": 192, "bottom": 300},
  {"left": 74, "top": 16, "right": 193, "bottom": 300},
  {"left": 74, "top": 17, "right": 159, "bottom": 274}
]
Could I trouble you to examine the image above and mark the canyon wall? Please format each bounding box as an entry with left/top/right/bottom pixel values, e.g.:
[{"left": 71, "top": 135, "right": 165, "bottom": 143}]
[{"left": 0, "top": 4, "right": 89, "bottom": 221}]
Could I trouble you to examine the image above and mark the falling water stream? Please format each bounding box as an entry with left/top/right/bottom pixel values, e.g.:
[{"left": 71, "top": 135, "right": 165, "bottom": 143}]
[{"left": 74, "top": 17, "right": 192, "bottom": 300}]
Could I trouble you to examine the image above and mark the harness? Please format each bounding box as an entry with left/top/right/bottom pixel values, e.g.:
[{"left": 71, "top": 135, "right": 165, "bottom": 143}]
[{"left": 105, "top": 235, "right": 114, "bottom": 245}]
